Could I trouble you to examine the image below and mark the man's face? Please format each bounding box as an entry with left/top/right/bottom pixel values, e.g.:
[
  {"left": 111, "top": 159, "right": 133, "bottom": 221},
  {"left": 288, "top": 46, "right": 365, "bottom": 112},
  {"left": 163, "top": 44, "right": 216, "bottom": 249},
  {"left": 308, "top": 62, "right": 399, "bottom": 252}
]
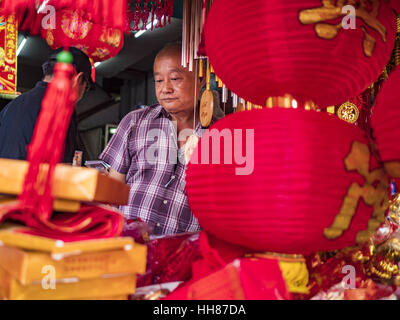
[{"left": 154, "top": 53, "right": 199, "bottom": 115}]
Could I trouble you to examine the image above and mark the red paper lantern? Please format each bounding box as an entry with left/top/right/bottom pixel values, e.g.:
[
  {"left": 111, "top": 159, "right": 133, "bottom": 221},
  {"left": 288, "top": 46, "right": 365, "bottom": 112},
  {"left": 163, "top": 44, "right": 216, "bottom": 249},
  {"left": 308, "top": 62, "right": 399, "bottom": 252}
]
[
  {"left": 41, "top": 10, "right": 124, "bottom": 62},
  {"left": 185, "top": 109, "right": 390, "bottom": 254},
  {"left": 390, "top": 0, "right": 400, "bottom": 14},
  {"left": 204, "top": 0, "right": 396, "bottom": 108},
  {"left": 371, "top": 66, "right": 400, "bottom": 178}
]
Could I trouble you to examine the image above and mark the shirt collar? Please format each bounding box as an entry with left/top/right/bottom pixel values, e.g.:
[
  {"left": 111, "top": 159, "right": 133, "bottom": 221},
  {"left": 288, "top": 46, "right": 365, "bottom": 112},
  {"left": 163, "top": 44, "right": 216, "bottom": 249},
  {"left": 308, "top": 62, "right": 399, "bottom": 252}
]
[{"left": 149, "top": 104, "right": 172, "bottom": 120}]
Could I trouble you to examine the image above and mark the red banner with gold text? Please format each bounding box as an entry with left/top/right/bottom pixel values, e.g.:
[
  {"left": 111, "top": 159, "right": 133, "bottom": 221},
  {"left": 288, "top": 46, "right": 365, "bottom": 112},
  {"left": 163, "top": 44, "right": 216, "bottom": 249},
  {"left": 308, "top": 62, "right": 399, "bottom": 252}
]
[{"left": 0, "top": 14, "right": 17, "bottom": 94}]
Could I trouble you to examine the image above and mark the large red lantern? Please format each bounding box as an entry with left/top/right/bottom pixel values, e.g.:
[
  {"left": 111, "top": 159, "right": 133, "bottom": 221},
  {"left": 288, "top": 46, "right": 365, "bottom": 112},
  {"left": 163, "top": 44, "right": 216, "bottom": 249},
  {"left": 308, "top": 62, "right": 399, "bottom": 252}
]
[
  {"left": 185, "top": 109, "right": 390, "bottom": 254},
  {"left": 371, "top": 66, "right": 400, "bottom": 178},
  {"left": 41, "top": 10, "right": 124, "bottom": 62},
  {"left": 390, "top": 0, "right": 400, "bottom": 14},
  {"left": 204, "top": 0, "right": 396, "bottom": 108}
]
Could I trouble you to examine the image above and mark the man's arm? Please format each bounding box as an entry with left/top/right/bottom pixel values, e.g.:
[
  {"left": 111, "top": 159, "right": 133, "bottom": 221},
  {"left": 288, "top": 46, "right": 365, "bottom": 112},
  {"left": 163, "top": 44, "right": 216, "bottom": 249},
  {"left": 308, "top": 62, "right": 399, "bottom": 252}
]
[{"left": 108, "top": 168, "right": 126, "bottom": 183}]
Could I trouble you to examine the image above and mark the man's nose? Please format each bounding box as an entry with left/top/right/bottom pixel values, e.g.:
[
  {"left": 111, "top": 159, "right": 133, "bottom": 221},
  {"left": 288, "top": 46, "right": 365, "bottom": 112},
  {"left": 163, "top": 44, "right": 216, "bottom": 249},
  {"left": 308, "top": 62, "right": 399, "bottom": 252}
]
[{"left": 161, "top": 79, "right": 173, "bottom": 93}]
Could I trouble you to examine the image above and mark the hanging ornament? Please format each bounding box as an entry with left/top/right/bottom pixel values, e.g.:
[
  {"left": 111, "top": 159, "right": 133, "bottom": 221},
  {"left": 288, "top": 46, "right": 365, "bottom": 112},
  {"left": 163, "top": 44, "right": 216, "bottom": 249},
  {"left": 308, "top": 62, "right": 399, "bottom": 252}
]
[
  {"left": 204, "top": 0, "right": 396, "bottom": 108},
  {"left": 337, "top": 102, "right": 360, "bottom": 124},
  {"left": 41, "top": 9, "right": 124, "bottom": 62},
  {"left": 199, "top": 59, "right": 213, "bottom": 127},
  {"left": 132, "top": 0, "right": 142, "bottom": 31},
  {"left": 141, "top": 0, "right": 150, "bottom": 30}
]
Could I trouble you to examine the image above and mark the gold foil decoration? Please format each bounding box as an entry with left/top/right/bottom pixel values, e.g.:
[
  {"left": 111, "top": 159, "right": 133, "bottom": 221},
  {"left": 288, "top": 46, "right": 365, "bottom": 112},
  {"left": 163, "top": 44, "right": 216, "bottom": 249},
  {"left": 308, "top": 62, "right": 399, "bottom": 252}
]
[
  {"left": 247, "top": 252, "right": 309, "bottom": 294},
  {"left": 389, "top": 193, "right": 400, "bottom": 225},
  {"left": 299, "top": 0, "right": 386, "bottom": 57},
  {"left": 324, "top": 141, "right": 390, "bottom": 243},
  {"left": 99, "top": 28, "right": 122, "bottom": 48},
  {"left": 337, "top": 102, "right": 359, "bottom": 124}
]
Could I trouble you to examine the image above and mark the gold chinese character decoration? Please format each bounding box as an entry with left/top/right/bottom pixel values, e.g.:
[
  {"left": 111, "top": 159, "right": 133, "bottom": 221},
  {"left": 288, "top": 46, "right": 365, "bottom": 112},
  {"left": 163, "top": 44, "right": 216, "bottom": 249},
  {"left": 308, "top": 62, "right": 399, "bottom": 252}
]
[
  {"left": 324, "top": 141, "right": 390, "bottom": 243},
  {"left": 337, "top": 101, "right": 360, "bottom": 123},
  {"left": 299, "top": 0, "right": 387, "bottom": 57}
]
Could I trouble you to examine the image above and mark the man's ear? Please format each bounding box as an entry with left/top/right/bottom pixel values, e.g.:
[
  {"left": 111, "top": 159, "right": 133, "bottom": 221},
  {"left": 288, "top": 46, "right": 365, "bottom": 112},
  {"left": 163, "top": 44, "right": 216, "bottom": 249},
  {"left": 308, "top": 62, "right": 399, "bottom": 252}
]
[{"left": 72, "top": 72, "right": 84, "bottom": 86}]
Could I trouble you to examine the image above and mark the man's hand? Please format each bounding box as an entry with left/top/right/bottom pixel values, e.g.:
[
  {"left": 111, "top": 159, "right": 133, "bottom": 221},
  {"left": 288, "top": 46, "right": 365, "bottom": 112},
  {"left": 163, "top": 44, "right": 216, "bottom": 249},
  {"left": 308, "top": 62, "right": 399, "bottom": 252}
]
[{"left": 108, "top": 168, "right": 127, "bottom": 184}]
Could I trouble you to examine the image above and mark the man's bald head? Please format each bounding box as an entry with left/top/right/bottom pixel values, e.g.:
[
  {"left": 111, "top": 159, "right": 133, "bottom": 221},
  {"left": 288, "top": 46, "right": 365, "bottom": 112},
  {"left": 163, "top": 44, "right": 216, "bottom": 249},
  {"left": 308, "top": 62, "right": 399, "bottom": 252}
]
[{"left": 155, "top": 43, "right": 182, "bottom": 61}]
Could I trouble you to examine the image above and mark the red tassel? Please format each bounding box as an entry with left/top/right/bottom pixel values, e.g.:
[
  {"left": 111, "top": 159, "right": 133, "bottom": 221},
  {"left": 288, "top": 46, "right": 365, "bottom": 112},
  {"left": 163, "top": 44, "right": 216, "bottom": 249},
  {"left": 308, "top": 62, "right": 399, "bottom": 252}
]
[
  {"left": 0, "top": 51, "right": 124, "bottom": 240},
  {"left": 20, "top": 60, "right": 77, "bottom": 222}
]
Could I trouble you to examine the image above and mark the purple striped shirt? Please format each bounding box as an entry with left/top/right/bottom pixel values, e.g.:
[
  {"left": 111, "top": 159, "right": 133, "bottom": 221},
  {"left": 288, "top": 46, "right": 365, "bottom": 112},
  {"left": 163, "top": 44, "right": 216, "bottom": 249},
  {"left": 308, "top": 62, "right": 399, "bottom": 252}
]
[{"left": 99, "top": 104, "right": 204, "bottom": 235}]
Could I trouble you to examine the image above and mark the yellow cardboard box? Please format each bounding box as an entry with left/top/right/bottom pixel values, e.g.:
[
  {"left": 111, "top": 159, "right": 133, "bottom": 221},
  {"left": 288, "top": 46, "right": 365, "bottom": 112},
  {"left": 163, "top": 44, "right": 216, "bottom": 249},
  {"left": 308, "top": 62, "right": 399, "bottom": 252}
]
[
  {"left": 0, "top": 266, "right": 137, "bottom": 300},
  {"left": 0, "top": 243, "right": 147, "bottom": 285},
  {"left": 0, "top": 223, "right": 136, "bottom": 254},
  {"left": 0, "top": 196, "right": 81, "bottom": 213},
  {"left": 0, "top": 158, "right": 129, "bottom": 205}
]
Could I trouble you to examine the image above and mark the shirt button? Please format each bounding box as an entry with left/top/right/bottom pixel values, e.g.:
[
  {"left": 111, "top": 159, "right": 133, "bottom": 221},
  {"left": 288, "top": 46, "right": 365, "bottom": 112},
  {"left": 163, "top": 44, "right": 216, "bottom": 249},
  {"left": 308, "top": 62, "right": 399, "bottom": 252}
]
[
  {"left": 171, "top": 175, "right": 176, "bottom": 179},
  {"left": 163, "top": 200, "right": 168, "bottom": 205},
  {"left": 156, "top": 223, "right": 161, "bottom": 227}
]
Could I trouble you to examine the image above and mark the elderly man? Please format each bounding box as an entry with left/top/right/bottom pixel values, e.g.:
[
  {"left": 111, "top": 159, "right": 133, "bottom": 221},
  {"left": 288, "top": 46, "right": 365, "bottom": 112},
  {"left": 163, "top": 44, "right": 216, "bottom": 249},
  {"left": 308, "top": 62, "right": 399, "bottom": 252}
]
[{"left": 100, "top": 43, "right": 209, "bottom": 235}]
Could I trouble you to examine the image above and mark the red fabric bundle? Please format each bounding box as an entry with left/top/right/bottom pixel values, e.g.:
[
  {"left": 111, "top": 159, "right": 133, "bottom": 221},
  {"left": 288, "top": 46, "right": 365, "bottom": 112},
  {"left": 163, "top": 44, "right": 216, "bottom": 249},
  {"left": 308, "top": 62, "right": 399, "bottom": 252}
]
[
  {"left": 1, "top": 0, "right": 128, "bottom": 31},
  {"left": 0, "top": 54, "right": 124, "bottom": 240},
  {"left": 371, "top": 66, "right": 400, "bottom": 177},
  {"left": 137, "top": 233, "right": 202, "bottom": 287},
  {"left": 186, "top": 108, "right": 390, "bottom": 254},
  {"left": 165, "top": 232, "right": 291, "bottom": 300},
  {"left": 204, "top": 0, "right": 396, "bottom": 108},
  {"left": 41, "top": 9, "right": 124, "bottom": 62}
]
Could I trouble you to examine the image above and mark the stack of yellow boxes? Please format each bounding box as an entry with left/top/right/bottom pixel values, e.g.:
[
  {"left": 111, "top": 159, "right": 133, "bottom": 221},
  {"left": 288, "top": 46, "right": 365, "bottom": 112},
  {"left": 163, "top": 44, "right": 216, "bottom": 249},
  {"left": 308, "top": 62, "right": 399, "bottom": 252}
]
[{"left": 0, "top": 159, "right": 147, "bottom": 300}]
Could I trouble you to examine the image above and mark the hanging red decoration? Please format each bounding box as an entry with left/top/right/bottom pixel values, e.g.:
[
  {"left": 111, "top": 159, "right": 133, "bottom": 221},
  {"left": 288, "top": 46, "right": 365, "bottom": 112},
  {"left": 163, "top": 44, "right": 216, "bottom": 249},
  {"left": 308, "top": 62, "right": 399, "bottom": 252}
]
[
  {"left": 41, "top": 9, "right": 124, "bottom": 62},
  {"left": 1, "top": 0, "right": 128, "bottom": 30},
  {"left": 371, "top": 66, "right": 400, "bottom": 178},
  {"left": 185, "top": 108, "right": 390, "bottom": 254},
  {"left": 129, "top": 0, "right": 174, "bottom": 32},
  {"left": 204, "top": 0, "right": 396, "bottom": 108}
]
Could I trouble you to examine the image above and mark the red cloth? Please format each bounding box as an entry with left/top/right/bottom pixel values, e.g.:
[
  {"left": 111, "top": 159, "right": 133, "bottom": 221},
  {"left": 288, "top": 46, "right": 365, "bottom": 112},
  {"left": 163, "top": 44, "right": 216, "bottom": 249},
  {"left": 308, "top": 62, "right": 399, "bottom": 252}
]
[
  {"left": 40, "top": 9, "right": 125, "bottom": 62},
  {"left": 1, "top": 0, "right": 128, "bottom": 31},
  {"left": 165, "top": 232, "right": 291, "bottom": 300},
  {"left": 137, "top": 233, "right": 202, "bottom": 287}
]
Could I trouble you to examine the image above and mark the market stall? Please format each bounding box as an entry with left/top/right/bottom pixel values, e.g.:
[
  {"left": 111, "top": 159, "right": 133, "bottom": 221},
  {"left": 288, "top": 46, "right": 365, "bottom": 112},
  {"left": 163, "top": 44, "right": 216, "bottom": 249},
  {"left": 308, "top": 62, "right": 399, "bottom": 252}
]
[{"left": 0, "top": 0, "right": 400, "bottom": 301}]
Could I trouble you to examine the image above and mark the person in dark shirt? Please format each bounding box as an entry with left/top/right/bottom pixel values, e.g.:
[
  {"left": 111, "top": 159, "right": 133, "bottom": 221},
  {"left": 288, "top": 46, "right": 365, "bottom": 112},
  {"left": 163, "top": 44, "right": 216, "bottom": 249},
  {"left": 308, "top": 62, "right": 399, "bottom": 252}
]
[{"left": 0, "top": 47, "right": 94, "bottom": 163}]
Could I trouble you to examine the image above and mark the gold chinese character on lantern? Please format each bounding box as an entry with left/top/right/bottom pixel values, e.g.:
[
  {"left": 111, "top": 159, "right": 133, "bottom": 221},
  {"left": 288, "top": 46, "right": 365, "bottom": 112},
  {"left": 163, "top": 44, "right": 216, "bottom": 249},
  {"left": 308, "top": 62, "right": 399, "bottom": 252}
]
[
  {"left": 299, "top": 0, "right": 386, "bottom": 57},
  {"left": 100, "top": 28, "right": 122, "bottom": 48},
  {"left": 324, "top": 141, "right": 389, "bottom": 243}
]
